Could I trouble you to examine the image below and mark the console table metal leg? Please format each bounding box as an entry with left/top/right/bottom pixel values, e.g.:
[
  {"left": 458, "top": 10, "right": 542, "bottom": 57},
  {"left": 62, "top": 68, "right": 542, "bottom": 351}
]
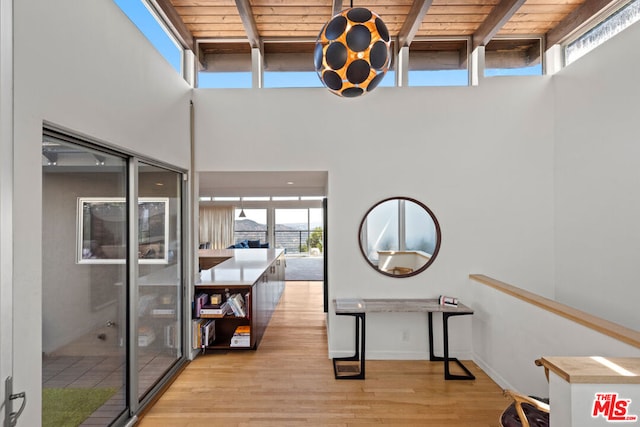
[
  {"left": 428, "top": 312, "right": 475, "bottom": 380},
  {"left": 332, "top": 313, "right": 365, "bottom": 380}
]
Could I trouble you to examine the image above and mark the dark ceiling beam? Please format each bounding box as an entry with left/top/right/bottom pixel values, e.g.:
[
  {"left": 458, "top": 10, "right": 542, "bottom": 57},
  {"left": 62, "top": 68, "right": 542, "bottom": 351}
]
[
  {"left": 472, "top": 0, "right": 527, "bottom": 50},
  {"left": 332, "top": 0, "right": 343, "bottom": 16},
  {"left": 397, "top": 0, "right": 434, "bottom": 49},
  {"left": 152, "top": 0, "right": 195, "bottom": 51},
  {"left": 235, "top": 0, "right": 261, "bottom": 49},
  {"left": 546, "top": 0, "right": 618, "bottom": 47},
  {"left": 526, "top": 41, "right": 542, "bottom": 65}
]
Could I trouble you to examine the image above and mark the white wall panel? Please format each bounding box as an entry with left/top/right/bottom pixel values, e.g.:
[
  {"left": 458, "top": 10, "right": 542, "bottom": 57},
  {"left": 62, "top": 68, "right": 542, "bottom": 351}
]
[
  {"left": 12, "top": 1, "right": 191, "bottom": 425},
  {"left": 194, "top": 79, "right": 556, "bottom": 359},
  {"left": 469, "top": 279, "right": 640, "bottom": 396},
  {"left": 554, "top": 21, "right": 640, "bottom": 330}
]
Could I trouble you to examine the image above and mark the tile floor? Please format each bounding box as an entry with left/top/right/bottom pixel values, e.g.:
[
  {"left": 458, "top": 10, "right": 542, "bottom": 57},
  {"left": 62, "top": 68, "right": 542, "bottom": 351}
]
[{"left": 42, "top": 350, "right": 177, "bottom": 426}]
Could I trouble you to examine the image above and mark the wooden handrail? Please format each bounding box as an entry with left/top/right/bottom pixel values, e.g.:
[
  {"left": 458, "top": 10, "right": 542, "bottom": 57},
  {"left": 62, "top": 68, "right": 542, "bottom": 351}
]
[{"left": 469, "top": 274, "right": 640, "bottom": 349}]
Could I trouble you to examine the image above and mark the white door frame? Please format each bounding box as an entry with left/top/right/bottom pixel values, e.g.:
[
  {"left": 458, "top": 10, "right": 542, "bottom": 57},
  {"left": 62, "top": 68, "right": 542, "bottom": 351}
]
[{"left": 0, "top": 0, "right": 14, "bottom": 423}]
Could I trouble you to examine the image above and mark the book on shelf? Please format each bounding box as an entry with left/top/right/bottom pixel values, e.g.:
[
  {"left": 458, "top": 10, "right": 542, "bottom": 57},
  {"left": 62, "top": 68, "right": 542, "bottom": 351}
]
[
  {"left": 202, "top": 319, "right": 216, "bottom": 348},
  {"left": 227, "top": 293, "right": 246, "bottom": 317},
  {"left": 439, "top": 295, "right": 459, "bottom": 307},
  {"left": 230, "top": 335, "right": 250, "bottom": 347},
  {"left": 194, "top": 292, "right": 209, "bottom": 317},
  {"left": 234, "top": 325, "right": 250, "bottom": 335},
  {"left": 191, "top": 318, "right": 206, "bottom": 349},
  {"left": 230, "top": 325, "right": 250, "bottom": 347},
  {"left": 244, "top": 291, "right": 251, "bottom": 319},
  {"left": 199, "top": 303, "right": 225, "bottom": 318}
]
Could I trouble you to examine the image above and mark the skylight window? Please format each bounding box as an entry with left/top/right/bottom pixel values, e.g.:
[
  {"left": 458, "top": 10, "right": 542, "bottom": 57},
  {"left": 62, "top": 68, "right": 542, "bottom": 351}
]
[
  {"left": 565, "top": 0, "right": 640, "bottom": 65},
  {"left": 113, "top": 0, "right": 182, "bottom": 74}
]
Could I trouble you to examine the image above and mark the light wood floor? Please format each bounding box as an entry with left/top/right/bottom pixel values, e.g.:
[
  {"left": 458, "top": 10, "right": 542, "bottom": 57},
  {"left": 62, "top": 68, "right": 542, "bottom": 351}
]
[{"left": 138, "top": 282, "right": 509, "bottom": 426}]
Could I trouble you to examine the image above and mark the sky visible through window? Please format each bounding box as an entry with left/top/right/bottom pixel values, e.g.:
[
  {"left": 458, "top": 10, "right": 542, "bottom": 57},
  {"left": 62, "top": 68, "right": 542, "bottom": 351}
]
[
  {"left": 113, "top": 0, "right": 182, "bottom": 74},
  {"left": 115, "top": 0, "right": 541, "bottom": 87}
]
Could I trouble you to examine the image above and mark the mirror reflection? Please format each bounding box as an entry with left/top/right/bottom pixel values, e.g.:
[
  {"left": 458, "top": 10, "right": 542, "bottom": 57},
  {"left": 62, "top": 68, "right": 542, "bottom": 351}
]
[{"left": 359, "top": 197, "right": 441, "bottom": 277}]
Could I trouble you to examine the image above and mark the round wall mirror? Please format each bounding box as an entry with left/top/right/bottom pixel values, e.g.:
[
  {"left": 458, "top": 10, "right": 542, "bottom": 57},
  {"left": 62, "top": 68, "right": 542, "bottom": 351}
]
[{"left": 358, "top": 197, "right": 441, "bottom": 278}]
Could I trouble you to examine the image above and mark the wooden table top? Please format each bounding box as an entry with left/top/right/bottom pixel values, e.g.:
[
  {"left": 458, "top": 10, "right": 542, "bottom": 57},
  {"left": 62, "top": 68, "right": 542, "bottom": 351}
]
[{"left": 333, "top": 298, "right": 473, "bottom": 315}]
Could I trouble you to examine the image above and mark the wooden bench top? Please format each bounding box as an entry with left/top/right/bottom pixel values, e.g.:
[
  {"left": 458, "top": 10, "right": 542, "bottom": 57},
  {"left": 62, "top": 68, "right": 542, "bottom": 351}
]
[{"left": 539, "top": 356, "right": 640, "bottom": 384}]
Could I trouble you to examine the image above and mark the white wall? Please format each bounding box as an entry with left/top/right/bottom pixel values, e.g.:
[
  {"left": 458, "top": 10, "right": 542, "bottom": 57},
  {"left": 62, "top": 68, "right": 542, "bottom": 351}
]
[
  {"left": 13, "top": 0, "right": 191, "bottom": 425},
  {"left": 469, "top": 279, "right": 640, "bottom": 397},
  {"left": 0, "top": 0, "right": 13, "bottom": 408},
  {"left": 554, "top": 21, "right": 640, "bottom": 331},
  {"left": 194, "top": 78, "right": 556, "bottom": 359}
]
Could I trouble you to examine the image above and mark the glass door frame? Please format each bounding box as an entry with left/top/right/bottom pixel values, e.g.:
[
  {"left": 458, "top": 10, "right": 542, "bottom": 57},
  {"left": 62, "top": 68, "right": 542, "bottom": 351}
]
[
  {"left": 129, "top": 158, "right": 189, "bottom": 415},
  {"left": 42, "top": 127, "right": 190, "bottom": 423}
]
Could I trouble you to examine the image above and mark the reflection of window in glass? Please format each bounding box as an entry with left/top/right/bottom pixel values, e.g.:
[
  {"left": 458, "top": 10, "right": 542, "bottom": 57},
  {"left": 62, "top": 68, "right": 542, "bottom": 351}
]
[
  {"left": 409, "top": 40, "right": 469, "bottom": 86},
  {"left": 484, "top": 39, "right": 542, "bottom": 77},
  {"left": 365, "top": 201, "right": 399, "bottom": 262},
  {"left": 565, "top": 0, "right": 640, "bottom": 65},
  {"left": 364, "top": 199, "right": 438, "bottom": 264},
  {"left": 405, "top": 201, "right": 437, "bottom": 255}
]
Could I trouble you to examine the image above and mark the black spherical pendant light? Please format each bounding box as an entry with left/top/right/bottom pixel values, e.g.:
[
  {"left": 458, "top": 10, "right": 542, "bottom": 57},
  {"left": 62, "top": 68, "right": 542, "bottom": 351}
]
[{"left": 315, "top": 7, "right": 391, "bottom": 98}]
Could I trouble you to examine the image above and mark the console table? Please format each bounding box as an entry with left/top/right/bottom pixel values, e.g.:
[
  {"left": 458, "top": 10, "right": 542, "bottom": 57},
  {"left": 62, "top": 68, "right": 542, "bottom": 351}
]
[{"left": 332, "top": 298, "right": 475, "bottom": 381}]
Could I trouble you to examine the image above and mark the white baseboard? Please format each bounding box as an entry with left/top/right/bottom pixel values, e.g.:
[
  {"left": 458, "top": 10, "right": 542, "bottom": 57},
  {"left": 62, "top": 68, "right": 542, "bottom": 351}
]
[{"left": 471, "top": 352, "right": 514, "bottom": 390}]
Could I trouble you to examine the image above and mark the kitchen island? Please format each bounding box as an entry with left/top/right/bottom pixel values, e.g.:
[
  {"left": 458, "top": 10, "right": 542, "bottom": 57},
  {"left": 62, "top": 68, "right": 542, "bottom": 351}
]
[{"left": 194, "top": 248, "right": 285, "bottom": 350}]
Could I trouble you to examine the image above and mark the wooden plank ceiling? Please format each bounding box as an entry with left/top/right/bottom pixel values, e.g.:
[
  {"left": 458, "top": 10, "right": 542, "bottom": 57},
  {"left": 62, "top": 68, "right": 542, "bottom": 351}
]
[{"left": 161, "top": 0, "right": 620, "bottom": 64}]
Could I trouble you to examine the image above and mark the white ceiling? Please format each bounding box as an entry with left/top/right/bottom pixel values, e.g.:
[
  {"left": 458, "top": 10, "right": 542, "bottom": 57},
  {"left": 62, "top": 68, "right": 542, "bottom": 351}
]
[{"left": 198, "top": 171, "right": 328, "bottom": 198}]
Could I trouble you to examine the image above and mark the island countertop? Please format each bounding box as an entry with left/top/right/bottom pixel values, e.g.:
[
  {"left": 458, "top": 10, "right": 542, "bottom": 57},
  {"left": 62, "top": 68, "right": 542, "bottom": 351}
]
[{"left": 196, "top": 248, "right": 284, "bottom": 287}]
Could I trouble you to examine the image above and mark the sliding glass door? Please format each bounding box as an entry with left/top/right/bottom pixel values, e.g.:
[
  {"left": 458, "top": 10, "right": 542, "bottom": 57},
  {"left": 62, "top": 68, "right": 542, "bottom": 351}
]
[
  {"left": 135, "top": 162, "right": 183, "bottom": 401},
  {"left": 42, "top": 136, "right": 129, "bottom": 426},
  {"left": 42, "top": 130, "right": 186, "bottom": 425}
]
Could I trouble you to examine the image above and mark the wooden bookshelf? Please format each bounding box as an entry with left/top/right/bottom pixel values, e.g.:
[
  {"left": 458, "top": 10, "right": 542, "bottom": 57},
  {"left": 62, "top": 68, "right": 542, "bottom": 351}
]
[{"left": 194, "top": 249, "right": 285, "bottom": 351}]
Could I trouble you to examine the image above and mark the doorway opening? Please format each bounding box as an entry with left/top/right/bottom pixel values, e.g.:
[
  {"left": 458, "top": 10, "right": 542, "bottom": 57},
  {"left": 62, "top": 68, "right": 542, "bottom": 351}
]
[{"left": 198, "top": 171, "right": 328, "bottom": 300}]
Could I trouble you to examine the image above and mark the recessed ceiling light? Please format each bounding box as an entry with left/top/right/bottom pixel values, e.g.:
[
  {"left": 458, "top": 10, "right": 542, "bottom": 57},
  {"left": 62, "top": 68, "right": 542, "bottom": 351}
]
[{"left": 286, "top": 181, "right": 294, "bottom": 185}]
